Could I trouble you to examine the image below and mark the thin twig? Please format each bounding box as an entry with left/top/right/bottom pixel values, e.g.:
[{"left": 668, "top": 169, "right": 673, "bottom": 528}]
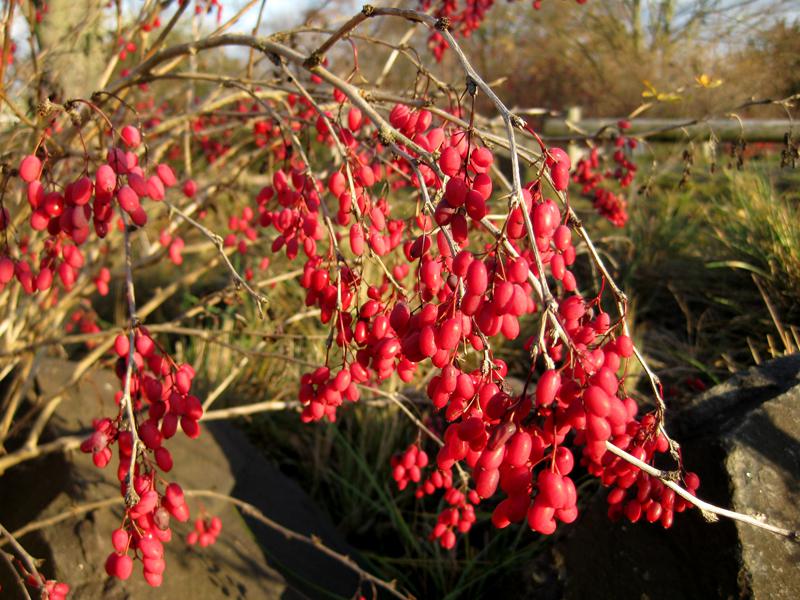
[
  {"left": 164, "top": 200, "right": 269, "bottom": 317},
  {"left": 184, "top": 489, "right": 413, "bottom": 600},
  {"left": 6, "top": 498, "right": 121, "bottom": 543}
]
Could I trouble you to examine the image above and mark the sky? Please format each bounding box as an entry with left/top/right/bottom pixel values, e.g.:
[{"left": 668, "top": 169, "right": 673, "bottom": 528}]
[{"left": 222, "top": 0, "right": 353, "bottom": 34}]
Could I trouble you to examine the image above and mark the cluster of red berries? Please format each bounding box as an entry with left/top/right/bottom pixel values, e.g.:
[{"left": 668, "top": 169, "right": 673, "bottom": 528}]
[
  {"left": 158, "top": 228, "right": 186, "bottom": 266},
  {"left": 223, "top": 205, "right": 258, "bottom": 257},
  {"left": 223, "top": 92, "right": 331, "bottom": 166},
  {"left": 103, "top": 482, "right": 189, "bottom": 586},
  {"left": 388, "top": 105, "right": 442, "bottom": 188},
  {"left": 437, "top": 149, "right": 494, "bottom": 225},
  {"left": 65, "top": 306, "right": 102, "bottom": 348},
  {"left": 247, "top": 93, "right": 696, "bottom": 549},
  {"left": 298, "top": 364, "right": 361, "bottom": 423},
  {"left": 187, "top": 514, "right": 223, "bottom": 547},
  {"left": 391, "top": 444, "right": 430, "bottom": 490},
  {"left": 0, "top": 82, "right": 683, "bottom": 566},
  {"left": 116, "top": 37, "right": 139, "bottom": 63},
  {"left": 260, "top": 168, "right": 325, "bottom": 261},
  {"left": 0, "top": 0, "right": 702, "bottom": 594},
  {"left": 81, "top": 328, "right": 203, "bottom": 586},
  {"left": 111, "top": 329, "right": 204, "bottom": 442},
  {"left": 431, "top": 486, "right": 479, "bottom": 549},
  {"left": 0, "top": 24, "right": 683, "bottom": 593},
  {"left": 191, "top": 112, "right": 231, "bottom": 163},
  {"left": 572, "top": 123, "right": 639, "bottom": 227},
  {"left": 94, "top": 267, "right": 112, "bottom": 296},
  {"left": 599, "top": 412, "right": 700, "bottom": 528},
  {"left": 4, "top": 125, "right": 183, "bottom": 300},
  {"left": 337, "top": 187, "right": 406, "bottom": 259}
]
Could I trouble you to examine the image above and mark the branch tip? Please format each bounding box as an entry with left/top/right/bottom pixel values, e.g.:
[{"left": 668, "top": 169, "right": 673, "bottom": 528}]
[{"left": 303, "top": 52, "right": 322, "bottom": 69}]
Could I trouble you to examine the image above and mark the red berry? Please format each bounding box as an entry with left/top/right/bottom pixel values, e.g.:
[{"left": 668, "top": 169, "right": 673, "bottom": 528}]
[
  {"left": 111, "top": 528, "right": 129, "bottom": 553},
  {"left": 120, "top": 125, "right": 141, "bottom": 148},
  {"left": 347, "top": 107, "right": 363, "bottom": 131},
  {"left": 538, "top": 470, "right": 567, "bottom": 508},
  {"left": 19, "top": 155, "right": 42, "bottom": 183},
  {"left": 475, "top": 467, "right": 500, "bottom": 498},
  {"left": 439, "top": 146, "right": 462, "bottom": 177},
  {"left": 470, "top": 147, "right": 494, "bottom": 173},
  {"left": 183, "top": 179, "right": 197, "bottom": 197},
  {"left": 527, "top": 499, "right": 557, "bottom": 534},
  {"left": 536, "top": 370, "right": 561, "bottom": 407},
  {"left": 156, "top": 164, "right": 177, "bottom": 187},
  {"left": 96, "top": 164, "right": 117, "bottom": 193},
  {"left": 616, "top": 335, "right": 634, "bottom": 357},
  {"left": 465, "top": 260, "right": 488, "bottom": 295},
  {"left": 584, "top": 386, "right": 611, "bottom": 417},
  {"left": 506, "top": 431, "right": 532, "bottom": 467},
  {"left": 114, "top": 334, "right": 130, "bottom": 357},
  {"left": 445, "top": 177, "right": 468, "bottom": 207}
]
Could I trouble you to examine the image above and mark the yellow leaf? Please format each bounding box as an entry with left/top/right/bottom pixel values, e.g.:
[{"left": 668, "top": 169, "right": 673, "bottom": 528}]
[
  {"left": 695, "top": 73, "right": 723, "bottom": 88},
  {"left": 641, "top": 79, "right": 659, "bottom": 98}
]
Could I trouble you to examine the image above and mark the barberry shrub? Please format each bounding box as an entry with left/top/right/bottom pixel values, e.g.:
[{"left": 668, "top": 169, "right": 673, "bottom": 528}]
[{"left": 0, "top": 1, "right": 793, "bottom": 598}]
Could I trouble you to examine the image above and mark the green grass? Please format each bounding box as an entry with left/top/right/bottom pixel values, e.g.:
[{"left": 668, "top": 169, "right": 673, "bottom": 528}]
[{"left": 596, "top": 165, "right": 799, "bottom": 396}]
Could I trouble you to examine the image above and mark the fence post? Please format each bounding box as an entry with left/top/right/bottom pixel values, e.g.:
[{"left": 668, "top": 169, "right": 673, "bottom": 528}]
[{"left": 566, "top": 106, "right": 582, "bottom": 166}]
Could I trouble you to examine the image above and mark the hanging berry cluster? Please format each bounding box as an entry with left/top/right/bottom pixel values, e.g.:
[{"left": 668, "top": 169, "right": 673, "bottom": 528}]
[
  {"left": 5, "top": 125, "right": 184, "bottom": 299},
  {"left": 572, "top": 121, "right": 639, "bottom": 227},
  {"left": 250, "top": 90, "right": 699, "bottom": 550},
  {"left": 82, "top": 327, "right": 201, "bottom": 586},
  {"left": 187, "top": 513, "right": 223, "bottom": 547}
]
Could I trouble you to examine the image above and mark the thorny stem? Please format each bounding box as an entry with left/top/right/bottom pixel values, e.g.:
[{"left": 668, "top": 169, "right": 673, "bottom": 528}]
[
  {"left": 604, "top": 442, "right": 799, "bottom": 540},
  {"left": 304, "top": 7, "right": 372, "bottom": 66},
  {"left": 119, "top": 209, "right": 142, "bottom": 507}
]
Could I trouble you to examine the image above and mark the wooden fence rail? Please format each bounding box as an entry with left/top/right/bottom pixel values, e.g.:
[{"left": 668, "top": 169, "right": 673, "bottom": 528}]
[{"left": 543, "top": 112, "right": 793, "bottom": 143}]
